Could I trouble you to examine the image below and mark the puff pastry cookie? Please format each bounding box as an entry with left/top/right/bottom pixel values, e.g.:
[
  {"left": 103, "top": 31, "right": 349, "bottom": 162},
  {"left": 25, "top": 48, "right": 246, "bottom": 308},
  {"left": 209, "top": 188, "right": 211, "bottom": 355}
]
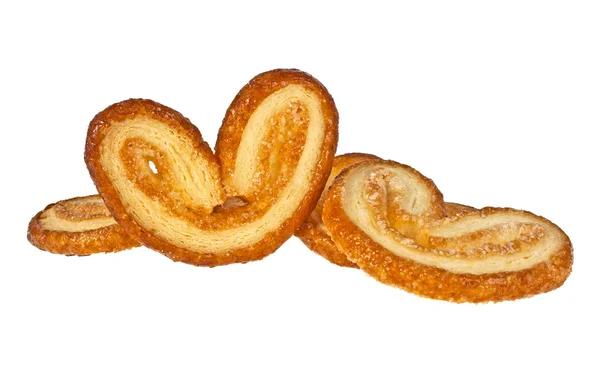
[
  {"left": 322, "top": 160, "right": 573, "bottom": 302},
  {"left": 28, "top": 195, "right": 140, "bottom": 255},
  {"left": 84, "top": 69, "right": 338, "bottom": 266}
]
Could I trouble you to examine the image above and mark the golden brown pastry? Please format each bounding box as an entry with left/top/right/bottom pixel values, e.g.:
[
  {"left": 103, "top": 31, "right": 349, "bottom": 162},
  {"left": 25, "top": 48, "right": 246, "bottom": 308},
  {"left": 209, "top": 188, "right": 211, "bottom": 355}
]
[
  {"left": 322, "top": 160, "right": 573, "bottom": 302},
  {"left": 28, "top": 195, "right": 140, "bottom": 255},
  {"left": 85, "top": 69, "right": 338, "bottom": 266},
  {"left": 296, "top": 153, "right": 479, "bottom": 269}
]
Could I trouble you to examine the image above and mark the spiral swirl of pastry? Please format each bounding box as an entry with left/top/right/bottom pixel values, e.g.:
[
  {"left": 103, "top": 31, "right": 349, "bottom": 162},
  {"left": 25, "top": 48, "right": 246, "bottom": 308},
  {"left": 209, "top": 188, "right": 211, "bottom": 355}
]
[
  {"left": 296, "top": 153, "right": 479, "bottom": 269},
  {"left": 322, "top": 160, "right": 573, "bottom": 302},
  {"left": 84, "top": 69, "right": 338, "bottom": 266},
  {"left": 27, "top": 195, "right": 140, "bottom": 255}
]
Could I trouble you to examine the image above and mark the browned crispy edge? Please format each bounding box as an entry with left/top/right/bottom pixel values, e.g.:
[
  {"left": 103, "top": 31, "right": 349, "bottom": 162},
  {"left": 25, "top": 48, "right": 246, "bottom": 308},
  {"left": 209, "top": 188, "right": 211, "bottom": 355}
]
[
  {"left": 296, "top": 153, "right": 381, "bottom": 268},
  {"left": 296, "top": 217, "right": 358, "bottom": 268},
  {"left": 85, "top": 69, "right": 338, "bottom": 266},
  {"left": 322, "top": 161, "right": 574, "bottom": 303},
  {"left": 27, "top": 195, "right": 141, "bottom": 256}
]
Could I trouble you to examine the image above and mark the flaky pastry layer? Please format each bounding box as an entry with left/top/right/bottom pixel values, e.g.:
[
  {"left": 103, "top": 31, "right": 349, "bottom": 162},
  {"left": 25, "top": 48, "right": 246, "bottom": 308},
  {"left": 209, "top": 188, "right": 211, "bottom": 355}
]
[
  {"left": 28, "top": 195, "right": 140, "bottom": 255},
  {"left": 322, "top": 160, "right": 573, "bottom": 302}
]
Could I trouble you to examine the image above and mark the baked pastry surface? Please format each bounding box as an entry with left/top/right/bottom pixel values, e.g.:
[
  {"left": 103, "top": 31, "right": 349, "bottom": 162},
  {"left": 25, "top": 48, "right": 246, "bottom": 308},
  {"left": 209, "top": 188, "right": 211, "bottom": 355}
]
[
  {"left": 322, "top": 160, "right": 573, "bottom": 302},
  {"left": 85, "top": 69, "right": 338, "bottom": 266}
]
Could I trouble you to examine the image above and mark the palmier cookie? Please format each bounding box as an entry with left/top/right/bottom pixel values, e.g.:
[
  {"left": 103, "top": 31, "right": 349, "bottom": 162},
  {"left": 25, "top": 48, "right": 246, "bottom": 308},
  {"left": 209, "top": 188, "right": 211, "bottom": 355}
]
[
  {"left": 85, "top": 69, "right": 338, "bottom": 266},
  {"left": 28, "top": 195, "right": 140, "bottom": 255},
  {"left": 296, "top": 153, "right": 478, "bottom": 269},
  {"left": 322, "top": 160, "right": 573, "bottom": 302}
]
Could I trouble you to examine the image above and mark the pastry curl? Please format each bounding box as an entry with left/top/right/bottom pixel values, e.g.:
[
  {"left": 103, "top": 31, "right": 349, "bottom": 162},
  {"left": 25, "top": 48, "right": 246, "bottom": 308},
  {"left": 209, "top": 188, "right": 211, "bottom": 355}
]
[
  {"left": 27, "top": 195, "right": 140, "bottom": 255},
  {"left": 85, "top": 69, "right": 338, "bottom": 266},
  {"left": 322, "top": 160, "right": 573, "bottom": 302},
  {"left": 296, "top": 154, "right": 479, "bottom": 269}
]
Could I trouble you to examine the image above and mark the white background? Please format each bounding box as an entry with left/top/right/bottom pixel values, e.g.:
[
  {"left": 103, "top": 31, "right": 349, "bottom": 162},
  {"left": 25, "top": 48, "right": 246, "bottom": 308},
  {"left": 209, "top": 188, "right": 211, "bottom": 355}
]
[{"left": 1, "top": 1, "right": 598, "bottom": 389}]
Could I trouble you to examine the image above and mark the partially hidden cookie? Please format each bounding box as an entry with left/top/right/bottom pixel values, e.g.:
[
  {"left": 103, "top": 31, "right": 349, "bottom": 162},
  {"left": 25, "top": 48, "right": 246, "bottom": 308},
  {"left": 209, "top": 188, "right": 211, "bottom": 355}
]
[
  {"left": 296, "top": 153, "right": 380, "bottom": 268},
  {"left": 28, "top": 195, "right": 140, "bottom": 255}
]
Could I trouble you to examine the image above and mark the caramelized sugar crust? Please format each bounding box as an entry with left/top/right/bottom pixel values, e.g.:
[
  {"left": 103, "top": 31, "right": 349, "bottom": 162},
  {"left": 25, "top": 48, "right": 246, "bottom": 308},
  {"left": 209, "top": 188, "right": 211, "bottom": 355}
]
[{"left": 322, "top": 160, "right": 573, "bottom": 302}]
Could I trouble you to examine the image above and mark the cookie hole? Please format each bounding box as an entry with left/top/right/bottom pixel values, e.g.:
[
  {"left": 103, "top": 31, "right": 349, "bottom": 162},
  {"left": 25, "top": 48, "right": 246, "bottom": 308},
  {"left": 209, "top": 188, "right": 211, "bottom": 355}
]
[{"left": 148, "top": 160, "right": 158, "bottom": 174}]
